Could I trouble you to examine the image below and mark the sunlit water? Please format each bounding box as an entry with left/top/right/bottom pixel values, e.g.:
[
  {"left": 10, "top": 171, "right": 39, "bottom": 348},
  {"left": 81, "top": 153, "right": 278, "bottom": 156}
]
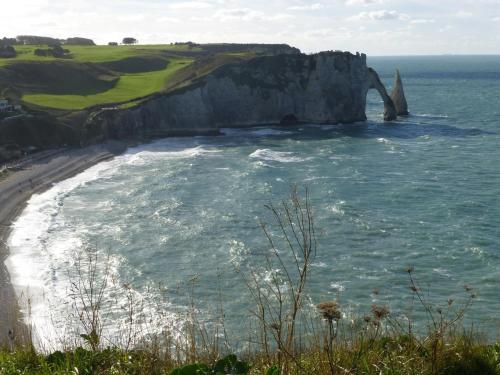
[{"left": 7, "top": 56, "right": 500, "bottom": 348}]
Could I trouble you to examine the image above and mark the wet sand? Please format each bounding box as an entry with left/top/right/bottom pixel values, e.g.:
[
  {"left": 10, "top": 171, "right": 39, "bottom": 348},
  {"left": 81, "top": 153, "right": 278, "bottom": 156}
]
[{"left": 0, "top": 141, "right": 128, "bottom": 346}]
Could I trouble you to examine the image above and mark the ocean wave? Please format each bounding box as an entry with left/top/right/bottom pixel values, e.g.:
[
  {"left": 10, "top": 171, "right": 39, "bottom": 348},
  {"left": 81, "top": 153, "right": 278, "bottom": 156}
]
[
  {"left": 329, "top": 201, "right": 346, "bottom": 216},
  {"left": 377, "top": 137, "right": 392, "bottom": 144},
  {"left": 123, "top": 146, "right": 219, "bottom": 166},
  {"left": 330, "top": 282, "right": 347, "bottom": 292},
  {"left": 249, "top": 149, "right": 310, "bottom": 163},
  {"left": 413, "top": 113, "right": 449, "bottom": 119},
  {"left": 251, "top": 128, "right": 293, "bottom": 136},
  {"left": 221, "top": 127, "right": 293, "bottom": 137}
]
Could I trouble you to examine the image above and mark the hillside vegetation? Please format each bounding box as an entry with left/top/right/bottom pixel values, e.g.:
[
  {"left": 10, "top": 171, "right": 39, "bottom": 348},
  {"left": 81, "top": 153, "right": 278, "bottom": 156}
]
[
  {"left": 0, "top": 43, "right": 298, "bottom": 110},
  {"left": 0, "top": 43, "right": 299, "bottom": 160}
]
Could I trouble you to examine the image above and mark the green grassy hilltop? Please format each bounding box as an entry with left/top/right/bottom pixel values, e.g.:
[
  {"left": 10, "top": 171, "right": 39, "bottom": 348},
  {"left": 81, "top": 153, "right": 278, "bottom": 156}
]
[
  {"left": 0, "top": 43, "right": 297, "bottom": 111},
  {"left": 0, "top": 42, "right": 298, "bottom": 159}
]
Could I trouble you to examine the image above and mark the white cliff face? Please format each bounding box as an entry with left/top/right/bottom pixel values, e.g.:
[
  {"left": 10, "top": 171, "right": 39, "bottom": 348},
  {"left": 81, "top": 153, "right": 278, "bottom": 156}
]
[
  {"left": 391, "top": 70, "right": 409, "bottom": 116},
  {"left": 87, "top": 52, "right": 400, "bottom": 141}
]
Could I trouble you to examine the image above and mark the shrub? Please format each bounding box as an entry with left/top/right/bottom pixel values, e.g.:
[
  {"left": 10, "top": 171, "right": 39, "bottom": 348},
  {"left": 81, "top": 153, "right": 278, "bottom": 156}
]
[{"left": 0, "top": 45, "right": 16, "bottom": 58}]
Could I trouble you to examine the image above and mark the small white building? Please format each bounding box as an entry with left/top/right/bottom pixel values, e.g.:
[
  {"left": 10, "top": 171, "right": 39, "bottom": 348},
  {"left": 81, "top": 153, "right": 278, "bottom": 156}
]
[{"left": 0, "top": 99, "right": 18, "bottom": 112}]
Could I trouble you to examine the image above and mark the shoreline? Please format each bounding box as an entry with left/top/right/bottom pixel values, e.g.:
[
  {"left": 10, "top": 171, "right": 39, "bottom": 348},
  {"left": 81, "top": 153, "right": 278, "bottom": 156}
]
[{"left": 0, "top": 140, "right": 129, "bottom": 346}]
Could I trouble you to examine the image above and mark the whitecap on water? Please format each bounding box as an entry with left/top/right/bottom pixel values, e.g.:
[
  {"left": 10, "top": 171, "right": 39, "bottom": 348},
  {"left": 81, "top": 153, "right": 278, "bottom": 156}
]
[
  {"left": 377, "top": 138, "right": 392, "bottom": 144},
  {"left": 414, "top": 113, "right": 449, "bottom": 119},
  {"left": 123, "top": 146, "right": 219, "bottom": 166},
  {"left": 249, "top": 149, "right": 310, "bottom": 163},
  {"left": 329, "top": 200, "right": 346, "bottom": 216},
  {"left": 330, "top": 282, "right": 347, "bottom": 292}
]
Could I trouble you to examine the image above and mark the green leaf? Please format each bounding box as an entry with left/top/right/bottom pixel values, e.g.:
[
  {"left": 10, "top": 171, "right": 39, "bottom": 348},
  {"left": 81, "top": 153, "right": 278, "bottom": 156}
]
[
  {"left": 169, "top": 363, "right": 210, "bottom": 375},
  {"left": 45, "top": 351, "right": 65, "bottom": 366},
  {"left": 213, "top": 354, "right": 250, "bottom": 374},
  {"left": 266, "top": 365, "right": 279, "bottom": 375}
]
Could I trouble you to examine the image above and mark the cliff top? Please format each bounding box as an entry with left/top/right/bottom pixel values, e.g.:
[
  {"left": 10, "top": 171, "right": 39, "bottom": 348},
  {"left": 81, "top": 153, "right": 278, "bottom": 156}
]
[{"left": 0, "top": 43, "right": 300, "bottom": 112}]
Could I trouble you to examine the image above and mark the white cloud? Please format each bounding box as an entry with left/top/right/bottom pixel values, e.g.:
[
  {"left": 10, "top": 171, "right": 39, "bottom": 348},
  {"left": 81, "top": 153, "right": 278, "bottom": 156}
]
[
  {"left": 213, "top": 8, "right": 293, "bottom": 22},
  {"left": 345, "top": 0, "right": 384, "bottom": 6},
  {"left": 410, "top": 19, "right": 436, "bottom": 24},
  {"left": 158, "top": 16, "right": 181, "bottom": 24},
  {"left": 349, "top": 10, "right": 409, "bottom": 21},
  {"left": 2, "top": 0, "right": 500, "bottom": 55},
  {"left": 287, "top": 3, "right": 324, "bottom": 11},
  {"left": 167, "top": 1, "right": 213, "bottom": 10},
  {"left": 455, "top": 10, "right": 473, "bottom": 18}
]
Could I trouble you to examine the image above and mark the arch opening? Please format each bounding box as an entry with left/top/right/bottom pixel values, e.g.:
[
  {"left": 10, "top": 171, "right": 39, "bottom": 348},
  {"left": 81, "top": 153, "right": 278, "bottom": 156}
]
[{"left": 367, "top": 68, "right": 397, "bottom": 121}]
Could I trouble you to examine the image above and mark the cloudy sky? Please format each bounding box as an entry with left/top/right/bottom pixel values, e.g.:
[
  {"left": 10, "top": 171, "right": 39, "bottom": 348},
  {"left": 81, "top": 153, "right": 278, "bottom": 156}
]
[{"left": 3, "top": 0, "right": 500, "bottom": 55}]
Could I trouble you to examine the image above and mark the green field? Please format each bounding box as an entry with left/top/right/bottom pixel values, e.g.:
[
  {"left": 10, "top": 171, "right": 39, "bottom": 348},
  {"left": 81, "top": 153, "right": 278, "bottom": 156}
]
[
  {"left": 22, "top": 57, "right": 193, "bottom": 110},
  {"left": 0, "top": 43, "right": 290, "bottom": 112},
  {"left": 0, "top": 44, "right": 198, "bottom": 66}
]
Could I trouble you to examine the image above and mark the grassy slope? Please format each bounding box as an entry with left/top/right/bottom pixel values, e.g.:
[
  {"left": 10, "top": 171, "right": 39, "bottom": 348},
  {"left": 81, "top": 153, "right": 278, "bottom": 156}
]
[
  {"left": 0, "top": 44, "right": 258, "bottom": 111},
  {"left": 0, "top": 44, "right": 201, "bottom": 110},
  {"left": 22, "top": 57, "right": 193, "bottom": 110},
  {"left": 0, "top": 44, "right": 197, "bottom": 66}
]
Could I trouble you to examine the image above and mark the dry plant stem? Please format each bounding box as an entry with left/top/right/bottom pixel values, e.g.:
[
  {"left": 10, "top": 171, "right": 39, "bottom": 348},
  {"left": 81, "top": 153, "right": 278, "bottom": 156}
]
[
  {"left": 69, "top": 248, "right": 111, "bottom": 351},
  {"left": 244, "top": 186, "right": 316, "bottom": 374}
]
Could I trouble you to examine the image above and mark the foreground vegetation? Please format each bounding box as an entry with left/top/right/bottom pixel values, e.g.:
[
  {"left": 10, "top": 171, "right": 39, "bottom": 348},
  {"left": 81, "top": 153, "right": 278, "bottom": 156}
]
[
  {"left": 1, "top": 335, "right": 498, "bottom": 374},
  {"left": 1, "top": 189, "right": 498, "bottom": 374}
]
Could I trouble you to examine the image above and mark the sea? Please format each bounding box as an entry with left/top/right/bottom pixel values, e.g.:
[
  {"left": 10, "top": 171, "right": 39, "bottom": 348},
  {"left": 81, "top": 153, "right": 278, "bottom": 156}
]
[{"left": 6, "top": 56, "right": 500, "bottom": 349}]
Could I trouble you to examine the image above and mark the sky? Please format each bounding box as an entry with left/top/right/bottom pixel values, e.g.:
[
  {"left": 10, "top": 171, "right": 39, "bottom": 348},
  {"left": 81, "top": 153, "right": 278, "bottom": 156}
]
[{"left": 2, "top": 0, "right": 500, "bottom": 55}]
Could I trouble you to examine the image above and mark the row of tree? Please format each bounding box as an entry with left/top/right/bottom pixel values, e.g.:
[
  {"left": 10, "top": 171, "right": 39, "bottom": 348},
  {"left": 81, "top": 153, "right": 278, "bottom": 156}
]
[
  {"left": 1, "top": 36, "right": 139, "bottom": 47},
  {"left": 108, "top": 38, "right": 138, "bottom": 46},
  {"left": 0, "top": 36, "right": 96, "bottom": 46}
]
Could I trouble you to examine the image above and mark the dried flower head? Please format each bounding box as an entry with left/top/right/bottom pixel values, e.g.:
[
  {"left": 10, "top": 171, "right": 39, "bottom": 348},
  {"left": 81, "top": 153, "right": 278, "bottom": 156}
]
[
  {"left": 410, "top": 285, "right": 419, "bottom": 293},
  {"left": 371, "top": 304, "right": 390, "bottom": 320},
  {"left": 448, "top": 299, "right": 454, "bottom": 306},
  {"left": 317, "top": 301, "right": 342, "bottom": 322},
  {"left": 464, "top": 284, "right": 473, "bottom": 292},
  {"left": 372, "top": 288, "right": 380, "bottom": 296},
  {"left": 406, "top": 266, "right": 414, "bottom": 274},
  {"left": 363, "top": 315, "right": 371, "bottom": 323}
]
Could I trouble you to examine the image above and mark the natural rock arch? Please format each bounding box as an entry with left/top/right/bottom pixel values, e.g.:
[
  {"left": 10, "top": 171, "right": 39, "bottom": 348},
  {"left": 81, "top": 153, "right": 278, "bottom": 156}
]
[{"left": 367, "top": 68, "right": 397, "bottom": 121}]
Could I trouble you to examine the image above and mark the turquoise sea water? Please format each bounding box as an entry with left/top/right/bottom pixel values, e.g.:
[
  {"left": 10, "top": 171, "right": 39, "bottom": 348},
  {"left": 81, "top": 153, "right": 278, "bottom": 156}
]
[{"left": 7, "top": 56, "right": 500, "bottom": 347}]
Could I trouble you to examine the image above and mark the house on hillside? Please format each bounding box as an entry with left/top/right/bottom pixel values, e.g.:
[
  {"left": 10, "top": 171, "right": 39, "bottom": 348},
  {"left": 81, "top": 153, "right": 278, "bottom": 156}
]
[
  {"left": 0, "top": 99, "right": 9, "bottom": 111},
  {"left": 0, "top": 98, "right": 21, "bottom": 113}
]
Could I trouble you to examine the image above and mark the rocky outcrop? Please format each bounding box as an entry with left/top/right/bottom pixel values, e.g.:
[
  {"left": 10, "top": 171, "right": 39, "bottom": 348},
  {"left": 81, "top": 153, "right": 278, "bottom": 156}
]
[
  {"left": 390, "top": 70, "right": 409, "bottom": 116},
  {"left": 86, "top": 51, "right": 403, "bottom": 141},
  {"left": 367, "top": 68, "right": 397, "bottom": 121}
]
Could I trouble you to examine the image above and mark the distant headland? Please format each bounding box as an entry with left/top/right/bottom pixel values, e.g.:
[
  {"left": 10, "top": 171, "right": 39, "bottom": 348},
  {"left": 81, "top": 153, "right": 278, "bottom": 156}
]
[{"left": 0, "top": 36, "right": 408, "bottom": 162}]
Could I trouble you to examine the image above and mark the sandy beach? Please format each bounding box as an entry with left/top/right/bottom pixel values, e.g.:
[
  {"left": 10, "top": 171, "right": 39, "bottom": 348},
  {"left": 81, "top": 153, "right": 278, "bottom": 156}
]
[{"left": 0, "top": 141, "right": 128, "bottom": 346}]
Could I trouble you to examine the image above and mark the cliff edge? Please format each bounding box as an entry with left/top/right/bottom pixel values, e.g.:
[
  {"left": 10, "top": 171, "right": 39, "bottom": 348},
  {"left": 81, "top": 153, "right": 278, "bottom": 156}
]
[{"left": 85, "top": 51, "right": 403, "bottom": 141}]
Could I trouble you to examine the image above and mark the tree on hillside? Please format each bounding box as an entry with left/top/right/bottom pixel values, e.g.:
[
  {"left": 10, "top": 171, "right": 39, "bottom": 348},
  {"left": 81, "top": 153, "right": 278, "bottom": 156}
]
[
  {"left": 16, "top": 35, "right": 61, "bottom": 45},
  {"left": 108, "top": 42, "right": 118, "bottom": 46},
  {"left": 0, "top": 45, "right": 16, "bottom": 58},
  {"left": 65, "top": 37, "right": 95, "bottom": 46},
  {"left": 1, "top": 37, "right": 18, "bottom": 46},
  {"left": 122, "top": 37, "right": 138, "bottom": 45}
]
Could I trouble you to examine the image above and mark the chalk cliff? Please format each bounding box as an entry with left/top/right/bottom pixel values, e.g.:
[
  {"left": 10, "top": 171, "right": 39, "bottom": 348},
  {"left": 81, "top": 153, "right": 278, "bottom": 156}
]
[
  {"left": 391, "top": 69, "right": 409, "bottom": 116},
  {"left": 85, "top": 51, "right": 401, "bottom": 141}
]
